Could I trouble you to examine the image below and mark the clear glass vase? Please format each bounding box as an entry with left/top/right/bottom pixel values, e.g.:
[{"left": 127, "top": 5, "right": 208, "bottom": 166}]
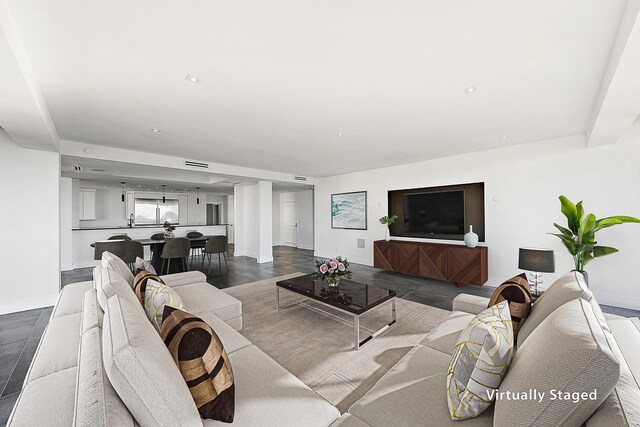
[{"left": 326, "top": 276, "right": 340, "bottom": 287}]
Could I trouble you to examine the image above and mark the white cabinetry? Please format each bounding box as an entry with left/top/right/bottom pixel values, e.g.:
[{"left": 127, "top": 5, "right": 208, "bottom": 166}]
[{"left": 79, "top": 189, "right": 96, "bottom": 220}]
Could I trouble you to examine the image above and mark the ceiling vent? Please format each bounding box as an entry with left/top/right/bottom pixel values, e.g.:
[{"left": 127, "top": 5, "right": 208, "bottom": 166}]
[
  {"left": 185, "top": 160, "right": 209, "bottom": 169},
  {"left": 73, "top": 164, "right": 83, "bottom": 172},
  {"left": 294, "top": 176, "right": 307, "bottom": 181}
]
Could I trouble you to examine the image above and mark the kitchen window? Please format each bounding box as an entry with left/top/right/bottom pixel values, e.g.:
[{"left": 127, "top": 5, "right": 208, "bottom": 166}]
[{"left": 134, "top": 198, "right": 179, "bottom": 225}]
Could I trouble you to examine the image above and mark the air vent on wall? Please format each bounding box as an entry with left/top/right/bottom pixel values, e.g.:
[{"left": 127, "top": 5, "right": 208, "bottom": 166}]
[
  {"left": 185, "top": 160, "right": 209, "bottom": 169},
  {"left": 294, "top": 176, "right": 307, "bottom": 181}
]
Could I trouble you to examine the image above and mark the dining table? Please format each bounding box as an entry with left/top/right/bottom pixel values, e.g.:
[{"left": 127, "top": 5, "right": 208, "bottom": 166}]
[{"left": 91, "top": 235, "right": 210, "bottom": 274}]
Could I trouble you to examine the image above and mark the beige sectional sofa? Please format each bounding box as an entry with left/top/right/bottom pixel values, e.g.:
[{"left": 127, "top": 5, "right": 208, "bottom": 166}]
[
  {"left": 333, "top": 271, "right": 640, "bottom": 427},
  {"left": 7, "top": 258, "right": 340, "bottom": 427},
  {"left": 7, "top": 261, "right": 639, "bottom": 427}
]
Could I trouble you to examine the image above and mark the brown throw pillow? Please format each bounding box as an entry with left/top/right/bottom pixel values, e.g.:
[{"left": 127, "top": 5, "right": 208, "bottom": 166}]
[
  {"left": 161, "top": 306, "right": 235, "bottom": 423},
  {"left": 133, "top": 271, "right": 165, "bottom": 305},
  {"left": 488, "top": 273, "right": 531, "bottom": 336}
]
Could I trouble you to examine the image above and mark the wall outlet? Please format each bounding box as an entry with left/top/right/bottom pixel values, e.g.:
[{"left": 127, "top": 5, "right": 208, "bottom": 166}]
[{"left": 357, "top": 238, "right": 365, "bottom": 249}]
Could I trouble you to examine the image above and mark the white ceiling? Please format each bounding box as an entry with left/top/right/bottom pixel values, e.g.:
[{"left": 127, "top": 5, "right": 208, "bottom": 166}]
[{"left": 4, "top": 0, "right": 631, "bottom": 176}]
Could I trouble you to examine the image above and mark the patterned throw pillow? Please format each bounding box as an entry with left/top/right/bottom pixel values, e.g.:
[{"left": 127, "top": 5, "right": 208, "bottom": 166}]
[
  {"left": 488, "top": 273, "right": 532, "bottom": 336},
  {"left": 143, "top": 279, "right": 185, "bottom": 332},
  {"left": 134, "top": 256, "right": 157, "bottom": 275},
  {"left": 133, "top": 271, "right": 165, "bottom": 306},
  {"left": 161, "top": 306, "right": 235, "bottom": 422},
  {"left": 447, "top": 301, "right": 514, "bottom": 420}
]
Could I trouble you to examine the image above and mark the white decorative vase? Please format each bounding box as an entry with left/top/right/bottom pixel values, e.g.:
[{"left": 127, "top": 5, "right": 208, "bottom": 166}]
[
  {"left": 384, "top": 226, "right": 390, "bottom": 241},
  {"left": 464, "top": 225, "right": 478, "bottom": 248}
]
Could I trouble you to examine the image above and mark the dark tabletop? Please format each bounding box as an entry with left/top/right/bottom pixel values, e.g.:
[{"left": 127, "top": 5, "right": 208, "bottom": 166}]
[
  {"left": 90, "top": 236, "right": 210, "bottom": 247},
  {"left": 276, "top": 274, "right": 396, "bottom": 315}
]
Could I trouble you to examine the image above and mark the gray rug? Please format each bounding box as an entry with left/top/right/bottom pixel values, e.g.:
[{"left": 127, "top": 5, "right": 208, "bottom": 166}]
[{"left": 224, "top": 273, "right": 450, "bottom": 412}]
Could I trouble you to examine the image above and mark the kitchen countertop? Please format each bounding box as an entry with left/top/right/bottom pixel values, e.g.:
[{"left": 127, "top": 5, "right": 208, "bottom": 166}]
[{"left": 73, "top": 224, "right": 231, "bottom": 231}]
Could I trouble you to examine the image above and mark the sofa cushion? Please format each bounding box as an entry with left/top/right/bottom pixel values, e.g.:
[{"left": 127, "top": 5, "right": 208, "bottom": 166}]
[
  {"left": 586, "top": 326, "right": 640, "bottom": 427},
  {"left": 25, "top": 313, "right": 81, "bottom": 383},
  {"left": 96, "top": 267, "right": 140, "bottom": 312},
  {"left": 8, "top": 367, "right": 77, "bottom": 427},
  {"left": 74, "top": 326, "right": 135, "bottom": 427},
  {"left": 162, "top": 306, "right": 235, "bottom": 422},
  {"left": 81, "top": 289, "right": 103, "bottom": 334},
  {"left": 102, "top": 295, "right": 203, "bottom": 427},
  {"left": 52, "top": 281, "right": 94, "bottom": 319},
  {"left": 200, "top": 345, "right": 340, "bottom": 427},
  {"left": 488, "top": 273, "right": 531, "bottom": 336},
  {"left": 447, "top": 301, "right": 514, "bottom": 420},
  {"left": 518, "top": 271, "right": 591, "bottom": 344},
  {"left": 101, "top": 251, "right": 134, "bottom": 287},
  {"left": 495, "top": 298, "right": 620, "bottom": 427},
  {"left": 195, "top": 312, "right": 250, "bottom": 354},
  {"left": 160, "top": 271, "right": 207, "bottom": 288},
  {"left": 144, "top": 279, "right": 185, "bottom": 332},
  {"left": 420, "top": 310, "right": 474, "bottom": 355},
  {"left": 349, "top": 345, "right": 493, "bottom": 427},
  {"left": 177, "top": 283, "right": 242, "bottom": 321}
]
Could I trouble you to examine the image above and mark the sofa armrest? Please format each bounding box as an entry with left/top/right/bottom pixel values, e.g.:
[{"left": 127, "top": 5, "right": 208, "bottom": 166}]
[
  {"left": 160, "top": 271, "right": 206, "bottom": 288},
  {"left": 452, "top": 294, "right": 490, "bottom": 315}
]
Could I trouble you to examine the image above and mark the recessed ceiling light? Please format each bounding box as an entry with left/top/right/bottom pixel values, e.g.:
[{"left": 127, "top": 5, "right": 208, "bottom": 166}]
[
  {"left": 138, "top": 185, "right": 142, "bottom": 188},
  {"left": 273, "top": 154, "right": 279, "bottom": 158},
  {"left": 83, "top": 147, "right": 93, "bottom": 154},
  {"left": 501, "top": 135, "right": 508, "bottom": 139},
  {"left": 337, "top": 133, "right": 343, "bottom": 136},
  {"left": 151, "top": 128, "right": 162, "bottom": 133},
  {"left": 185, "top": 74, "right": 202, "bottom": 84},
  {"left": 463, "top": 86, "right": 478, "bottom": 94}
]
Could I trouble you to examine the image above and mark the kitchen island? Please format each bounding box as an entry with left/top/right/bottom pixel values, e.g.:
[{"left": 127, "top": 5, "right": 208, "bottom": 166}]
[{"left": 71, "top": 224, "right": 229, "bottom": 269}]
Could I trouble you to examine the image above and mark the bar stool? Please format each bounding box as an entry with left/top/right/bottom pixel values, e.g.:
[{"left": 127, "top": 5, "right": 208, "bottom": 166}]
[
  {"left": 160, "top": 237, "right": 190, "bottom": 275},
  {"left": 122, "top": 240, "right": 144, "bottom": 271},
  {"left": 186, "top": 231, "right": 204, "bottom": 267},
  {"left": 149, "top": 232, "right": 165, "bottom": 260},
  {"left": 202, "top": 236, "right": 228, "bottom": 274}
]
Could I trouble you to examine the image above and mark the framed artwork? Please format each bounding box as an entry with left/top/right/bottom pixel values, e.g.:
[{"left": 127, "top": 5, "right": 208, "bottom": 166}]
[{"left": 331, "top": 191, "right": 367, "bottom": 230}]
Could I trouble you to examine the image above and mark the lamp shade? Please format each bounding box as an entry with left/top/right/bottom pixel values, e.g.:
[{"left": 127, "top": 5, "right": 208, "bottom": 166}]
[{"left": 518, "top": 248, "right": 555, "bottom": 273}]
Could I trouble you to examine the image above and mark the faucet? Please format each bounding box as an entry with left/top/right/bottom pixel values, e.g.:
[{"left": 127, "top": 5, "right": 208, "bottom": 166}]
[{"left": 129, "top": 214, "right": 135, "bottom": 228}]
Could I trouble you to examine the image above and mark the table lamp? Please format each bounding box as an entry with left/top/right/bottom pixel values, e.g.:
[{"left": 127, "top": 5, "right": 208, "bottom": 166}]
[{"left": 518, "top": 248, "right": 555, "bottom": 296}]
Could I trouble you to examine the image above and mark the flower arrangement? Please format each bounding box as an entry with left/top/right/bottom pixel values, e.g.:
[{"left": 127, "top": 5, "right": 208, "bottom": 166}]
[
  {"left": 312, "top": 256, "right": 352, "bottom": 286},
  {"left": 163, "top": 221, "right": 176, "bottom": 238}
]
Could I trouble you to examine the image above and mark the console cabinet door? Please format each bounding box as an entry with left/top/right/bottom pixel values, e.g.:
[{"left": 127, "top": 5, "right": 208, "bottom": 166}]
[
  {"left": 373, "top": 240, "right": 395, "bottom": 272},
  {"left": 394, "top": 243, "right": 419, "bottom": 275},
  {"left": 418, "top": 244, "right": 447, "bottom": 281},
  {"left": 447, "top": 247, "right": 484, "bottom": 285}
]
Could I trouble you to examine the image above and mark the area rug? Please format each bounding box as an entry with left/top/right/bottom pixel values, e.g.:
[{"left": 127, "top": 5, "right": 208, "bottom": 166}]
[{"left": 223, "top": 273, "right": 450, "bottom": 412}]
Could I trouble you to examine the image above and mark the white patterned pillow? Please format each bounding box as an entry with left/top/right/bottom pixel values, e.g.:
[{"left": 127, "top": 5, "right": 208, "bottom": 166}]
[
  {"left": 134, "top": 256, "right": 156, "bottom": 275},
  {"left": 143, "top": 279, "right": 185, "bottom": 332},
  {"left": 447, "top": 300, "right": 514, "bottom": 420}
]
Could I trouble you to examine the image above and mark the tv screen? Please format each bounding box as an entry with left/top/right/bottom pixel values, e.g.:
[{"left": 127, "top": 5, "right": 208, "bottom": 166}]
[{"left": 403, "top": 191, "right": 465, "bottom": 235}]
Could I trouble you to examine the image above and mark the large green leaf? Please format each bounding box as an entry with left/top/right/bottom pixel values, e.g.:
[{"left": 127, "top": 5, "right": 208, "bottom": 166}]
[
  {"left": 553, "top": 223, "right": 574, "bottom": 238},
  {"left": 576, "top": 201, "right": 584, "bottom": 223},
  {"left": 583, "top": 246, "right": 619, "bottom": 266},
  {"left": 578, "top": 213, "right": 596, "bottom": 243},
  {"left": 595, "top": 216, "right": 640, "bottom": 232},
  {"left": 559, "top": 196, "right": 579, "bottom": 233},
  {"left": 549, "top": 233, "right": 577, "bottom": 254}
]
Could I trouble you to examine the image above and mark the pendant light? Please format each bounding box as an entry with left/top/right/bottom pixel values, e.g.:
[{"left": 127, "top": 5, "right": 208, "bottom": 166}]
[
  {"left": 196, "top": 187, "right": 200, "bottom": 204},
  {"left": 162, "top": 185, "right": 166, "bottom": 203},
  {"left": 120, "top": 182, "right": 126, "bottom": 202}
]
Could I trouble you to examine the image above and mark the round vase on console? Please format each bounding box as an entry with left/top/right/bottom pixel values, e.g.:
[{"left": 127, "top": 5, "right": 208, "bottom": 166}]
[{"left": 464, "top": 225, "right": 478, "bottom": 248}]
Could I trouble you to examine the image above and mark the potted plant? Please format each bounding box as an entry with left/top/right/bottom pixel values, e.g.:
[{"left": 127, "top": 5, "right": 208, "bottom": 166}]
[
  {"left": 549, "top": 195, "right": 639, "bottom": 283},
  {"left": 379, "top": 215, "right": 398, "bottom": 241},
  {"left": 312, "top": 256, "right": 353, "bottom": 287},
  {"left": 163, "top": 221, "right": 176, "bottom": 239}
]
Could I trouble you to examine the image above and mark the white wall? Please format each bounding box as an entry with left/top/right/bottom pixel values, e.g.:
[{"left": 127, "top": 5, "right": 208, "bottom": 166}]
[
  {"left": 314, "top": 129, "right": 640, "bottom": 310},
  {"left": 274, "top": 190, "right": 314, "bottom": 250},
  {"left": 0, "top": 130, "right": 60, "bottom": 314},
  {"left": 60, "top": 177, "right": 73, "bottom": 270},
  {"left": 234, "top": 182, "right": 272, "bottom": 262}
]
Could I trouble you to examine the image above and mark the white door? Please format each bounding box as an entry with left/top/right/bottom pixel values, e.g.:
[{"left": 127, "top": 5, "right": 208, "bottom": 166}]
[{"left": 281, "top": 201, "right": 298, "bottom": 247}]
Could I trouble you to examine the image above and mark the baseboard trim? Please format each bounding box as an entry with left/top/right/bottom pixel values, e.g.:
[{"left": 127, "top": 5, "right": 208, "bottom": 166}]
[
  {"left": 593, "top": 292, "right": 640, "bottom": 311},
  {"left": 0, "top": 295, "right": 59, "bottom": 315}
]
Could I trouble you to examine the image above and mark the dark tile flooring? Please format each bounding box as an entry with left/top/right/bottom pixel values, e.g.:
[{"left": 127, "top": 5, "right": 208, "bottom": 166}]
[{"left": 1, "top": 246, "right": 638, "bottom": 425}]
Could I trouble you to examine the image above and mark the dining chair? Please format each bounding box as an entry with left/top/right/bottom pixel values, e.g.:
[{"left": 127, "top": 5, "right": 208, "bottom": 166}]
[
  {"left": 202, "top": 236, "right": 228, "bottom": 274},
  {"left": 186, "top": 231, "right": 204, "bottom": 267},
  {"left": 94, "top": 240, "right": 126, "bottom": 260},
  {"left": 108, "top": 234, "right": 132, "bottom": 241},
  {"left": 160, "top": 237, "right": 190, "bottom": 275},
  {"left": 149, "top": 232, "right": 165, "bottom": 260},
  {"left": 122, "top": 240, "right": 144, "bottom": 271}
]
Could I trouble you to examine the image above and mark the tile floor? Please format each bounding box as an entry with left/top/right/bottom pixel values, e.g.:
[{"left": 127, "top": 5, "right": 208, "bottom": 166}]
[{"left": 0, "top": 245, "right": 638, "bottom": 424}]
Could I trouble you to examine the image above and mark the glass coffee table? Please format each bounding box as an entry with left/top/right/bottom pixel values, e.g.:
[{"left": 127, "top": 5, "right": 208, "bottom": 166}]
[{"left": 276, "top": 274, "right": 396, "bottom": 350}]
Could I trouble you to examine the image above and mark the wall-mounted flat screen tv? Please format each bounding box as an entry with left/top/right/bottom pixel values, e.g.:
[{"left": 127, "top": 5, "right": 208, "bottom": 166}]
[{"left": 403, "top": 191, "right": 465, "bottom": 235}]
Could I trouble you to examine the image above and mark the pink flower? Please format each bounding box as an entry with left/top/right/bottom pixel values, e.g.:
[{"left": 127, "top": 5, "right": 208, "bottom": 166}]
[
  {"left": 338, "top": 263, "right": 346, "bottom": 271},
  {"left": 319, "top": 264, "right": 328, "bottom": 274},
  {"left": 330, "top": 261, "right": 338, "bottom": 269},
  {"left": 329, "top": 268, "right": 335, "bottom": 274}
]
